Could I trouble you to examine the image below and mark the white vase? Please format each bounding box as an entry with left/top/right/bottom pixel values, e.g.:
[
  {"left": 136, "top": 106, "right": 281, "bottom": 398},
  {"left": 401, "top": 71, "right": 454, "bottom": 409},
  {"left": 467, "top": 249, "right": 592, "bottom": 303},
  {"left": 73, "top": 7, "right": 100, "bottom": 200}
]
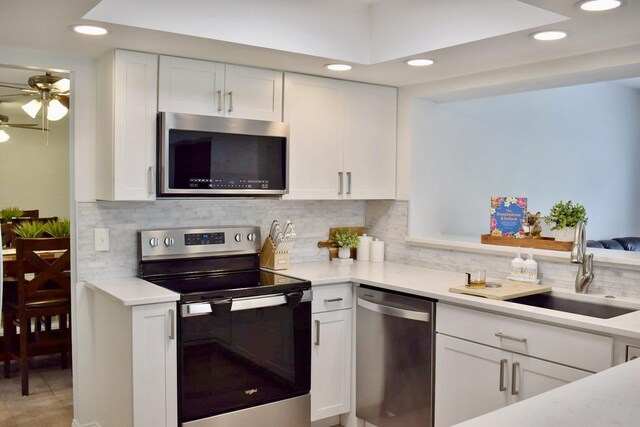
[
  {"left": 555, "top": 227, "right": 576, "bottom": 242},
  {"left": 338, "top": 247, "right": 351, "bottom": 259}
]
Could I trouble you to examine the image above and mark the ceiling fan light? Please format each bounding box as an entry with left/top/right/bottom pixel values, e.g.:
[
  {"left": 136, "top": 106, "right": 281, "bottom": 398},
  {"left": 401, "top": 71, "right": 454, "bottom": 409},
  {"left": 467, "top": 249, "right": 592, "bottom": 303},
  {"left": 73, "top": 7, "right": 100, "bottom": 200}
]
[
  {"left": 52, "top": 78, "right": 71, "bottom": 93},
  {"left": 22, "top": 99, "right": 42, "bottom": 119},
  {"left": 0, "top": 129, "right": 10, "bottom": 143},
  {"left": 47, "top": 99, "right": 68, "bottom": 121}
]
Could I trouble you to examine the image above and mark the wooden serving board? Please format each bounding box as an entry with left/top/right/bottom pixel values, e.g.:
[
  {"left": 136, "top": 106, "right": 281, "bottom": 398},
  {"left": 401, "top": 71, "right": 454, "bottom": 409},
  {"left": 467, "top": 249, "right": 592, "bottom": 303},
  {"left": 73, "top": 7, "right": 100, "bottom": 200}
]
[
  {"left": 317, "top": 227, "right": 366, "bottom": 260},
  {"left": 449, "top": 279, "right": 551, "bottom": 300}
]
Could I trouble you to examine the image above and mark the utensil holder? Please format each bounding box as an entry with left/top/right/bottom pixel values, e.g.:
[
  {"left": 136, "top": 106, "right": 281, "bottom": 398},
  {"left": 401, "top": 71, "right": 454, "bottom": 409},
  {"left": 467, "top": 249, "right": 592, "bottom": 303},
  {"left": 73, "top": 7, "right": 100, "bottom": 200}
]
[{"left": 260, "top": 236, "right": 290, "bottom": 270}]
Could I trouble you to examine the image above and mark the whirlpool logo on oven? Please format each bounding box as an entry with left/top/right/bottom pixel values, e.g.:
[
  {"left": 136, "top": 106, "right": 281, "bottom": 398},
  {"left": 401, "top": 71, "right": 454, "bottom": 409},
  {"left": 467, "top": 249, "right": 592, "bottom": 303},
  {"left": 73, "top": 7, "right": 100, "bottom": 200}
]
[{"left": 245, "top": 388, "right": 258, "bottom": 396}]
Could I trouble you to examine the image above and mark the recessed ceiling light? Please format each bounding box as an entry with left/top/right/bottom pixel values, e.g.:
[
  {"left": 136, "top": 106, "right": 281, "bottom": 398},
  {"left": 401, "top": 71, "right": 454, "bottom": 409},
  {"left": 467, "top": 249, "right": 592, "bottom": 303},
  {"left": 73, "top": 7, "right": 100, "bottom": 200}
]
[
  {"left": 578, "top": 0, "right": 623, "bottom": 11},
  {"left": 325, "top": 64, "right": 352, "bottom": 71},
  {"left": 71, "top": 25, "right": 108, "bottom": 36},
  {"left": 407, "top": 59, "right": 435, "bottom": 67},
  {"left": 531, "top": 30, "right": 568, "bottom": 41}
]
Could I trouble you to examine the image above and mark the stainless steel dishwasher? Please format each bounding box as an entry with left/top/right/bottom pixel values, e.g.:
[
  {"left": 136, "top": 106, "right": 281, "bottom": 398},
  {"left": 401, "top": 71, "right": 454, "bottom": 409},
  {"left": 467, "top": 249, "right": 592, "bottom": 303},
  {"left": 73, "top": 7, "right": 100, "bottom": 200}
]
[{"left": 356, "top": 285, "right": 435, "bottom": 427}]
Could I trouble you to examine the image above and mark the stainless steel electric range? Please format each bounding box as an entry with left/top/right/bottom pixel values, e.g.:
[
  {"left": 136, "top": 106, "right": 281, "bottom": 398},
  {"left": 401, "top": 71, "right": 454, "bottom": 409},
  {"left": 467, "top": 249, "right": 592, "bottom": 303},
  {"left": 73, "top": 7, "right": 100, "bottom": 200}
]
[{"left": 138, "top": 226, "right": 312, "bottom": 427}]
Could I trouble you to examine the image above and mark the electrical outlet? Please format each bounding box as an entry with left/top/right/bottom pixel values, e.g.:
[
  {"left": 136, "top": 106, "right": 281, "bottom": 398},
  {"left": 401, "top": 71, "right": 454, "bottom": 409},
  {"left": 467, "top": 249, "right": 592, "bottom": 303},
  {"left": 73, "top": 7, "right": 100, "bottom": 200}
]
[{"left": 95, "top": 228, "right": 110, "bottom": 252}]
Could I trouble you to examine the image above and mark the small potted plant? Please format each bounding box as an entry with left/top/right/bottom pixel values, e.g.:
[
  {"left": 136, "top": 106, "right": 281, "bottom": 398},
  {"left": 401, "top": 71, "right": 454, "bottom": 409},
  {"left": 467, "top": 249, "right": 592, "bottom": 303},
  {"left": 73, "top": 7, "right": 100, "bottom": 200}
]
[
  {"left": 43, "top": 219, "right": 71, "bottom": 237},
  {"left": 13, "top": 220, "right": 46, "bottom": 238},
  {"left": 331, "top": 227, "right": 360, "bottom": 259},
  {"left": 1, "top": 207, "right": 23, "bottom": 223},
  {"left": 544, "top": 200, "right": 588, "bottom": 242}
]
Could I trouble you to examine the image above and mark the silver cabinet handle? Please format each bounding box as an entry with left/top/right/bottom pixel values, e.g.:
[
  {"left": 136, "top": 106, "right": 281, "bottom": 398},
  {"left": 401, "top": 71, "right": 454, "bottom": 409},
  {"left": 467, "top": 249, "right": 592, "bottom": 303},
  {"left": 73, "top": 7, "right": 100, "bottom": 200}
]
[
  {"left": 338, "top": 172, "right": 344, "bottom": 195},
  {"left": 147, "top": 166, "right": 155, "bottom": 195},
  {"left": 228, "top": 91, "right": 233, "bottom": 113},
  {"left": 511, "top": 361, "right": 520, "bottom": 396},
  {"left": 499, "top": 359, "right": 507, "bottom": 391},
  {"left": 324, "top": 298, "right": 343, "bottom": 303},
  {"left": 314, "top": 319, "right": 320, "bottom": 346},
  {"left": 357, "top": 298, "right": 430, "bottom": 322},
  {"left": 346, "top": 171, "right": 352, "bottom": 195},
  {"left": 217, "top": 90, "right": 223, "bottom": 113},
  {"left": 495, "top": 332, "right": 527, "bottom": 343},
  {"left": 169, "top": 309, "right": 175, "bottom": 340}
]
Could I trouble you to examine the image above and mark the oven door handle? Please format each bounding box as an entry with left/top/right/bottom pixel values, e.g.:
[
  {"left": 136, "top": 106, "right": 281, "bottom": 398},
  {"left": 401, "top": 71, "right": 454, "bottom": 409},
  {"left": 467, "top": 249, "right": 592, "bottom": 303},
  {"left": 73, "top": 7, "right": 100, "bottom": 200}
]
[{"left": 181, "top": 290, "right": 312, "bottom": 317}]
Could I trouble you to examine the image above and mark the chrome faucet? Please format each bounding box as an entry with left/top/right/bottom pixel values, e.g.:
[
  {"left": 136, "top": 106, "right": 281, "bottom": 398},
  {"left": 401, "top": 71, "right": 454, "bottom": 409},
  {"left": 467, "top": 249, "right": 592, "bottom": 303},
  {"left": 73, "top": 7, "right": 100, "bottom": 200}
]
[{"left": 570, "top": 221, "right": 594, "bottom": 294}]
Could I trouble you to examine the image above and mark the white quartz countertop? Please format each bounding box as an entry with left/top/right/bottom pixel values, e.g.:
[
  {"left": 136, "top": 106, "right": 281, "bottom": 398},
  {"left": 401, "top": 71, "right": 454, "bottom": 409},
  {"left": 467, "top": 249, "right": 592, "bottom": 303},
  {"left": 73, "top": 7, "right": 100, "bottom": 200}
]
[
  {"left": 455, "top": 356, "right": 640, "bottom": 427},
  {"left": 85, "top": 277, "right": 180, "bottom": 306},
  {"left": 282, "top": 261, "right": 640, "bottom": 340}
]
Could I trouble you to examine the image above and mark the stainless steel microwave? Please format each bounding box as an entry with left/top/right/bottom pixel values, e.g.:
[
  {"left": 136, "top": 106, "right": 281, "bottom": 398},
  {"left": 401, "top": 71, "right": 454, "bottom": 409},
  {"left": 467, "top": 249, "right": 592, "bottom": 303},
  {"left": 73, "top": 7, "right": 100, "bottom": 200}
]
[{"left": 158, "top": 112, "right": 289, "bottom": 197}]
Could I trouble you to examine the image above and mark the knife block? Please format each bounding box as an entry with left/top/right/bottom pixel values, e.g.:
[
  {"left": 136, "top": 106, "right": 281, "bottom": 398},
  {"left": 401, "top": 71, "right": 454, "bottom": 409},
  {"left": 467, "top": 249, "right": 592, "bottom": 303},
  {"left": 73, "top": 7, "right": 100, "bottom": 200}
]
[{"left": 260, "top": 236, "right": 290, "bottom": 270}]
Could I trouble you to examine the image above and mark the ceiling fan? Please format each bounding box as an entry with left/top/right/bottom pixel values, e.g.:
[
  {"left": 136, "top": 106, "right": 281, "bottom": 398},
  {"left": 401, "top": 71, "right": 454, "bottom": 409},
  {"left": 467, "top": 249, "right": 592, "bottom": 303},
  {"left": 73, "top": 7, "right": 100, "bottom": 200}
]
[
  {"left": 0, "top": 114, "right": 49, "bottom": 143},
  {"left": 0, "top": 72, "right": 70, "bottom": 121}
]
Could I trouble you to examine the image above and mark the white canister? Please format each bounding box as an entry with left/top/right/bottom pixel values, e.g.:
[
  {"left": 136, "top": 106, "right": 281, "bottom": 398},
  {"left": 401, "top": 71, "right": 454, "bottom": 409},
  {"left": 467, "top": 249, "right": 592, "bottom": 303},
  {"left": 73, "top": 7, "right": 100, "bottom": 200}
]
[
  {"left": 370, "top": 239, "right": 385, "bottom": 263},
  {"left": 357, "top": 234, "right": 373, "bottom": 261}
]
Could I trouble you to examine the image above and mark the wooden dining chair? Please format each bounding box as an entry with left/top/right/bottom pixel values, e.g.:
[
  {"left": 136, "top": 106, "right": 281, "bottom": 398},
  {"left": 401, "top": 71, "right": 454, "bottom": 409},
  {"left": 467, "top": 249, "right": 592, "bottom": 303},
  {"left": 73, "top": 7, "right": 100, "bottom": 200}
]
[
  {"left": 2, "top": 237, "right": 71, "bottom": 395},
  {"left": 21, "top": 210, "right": 39, "bottom": 218},
  {"left": 1, "top": 223, "right": 11, "bottom": 248}
]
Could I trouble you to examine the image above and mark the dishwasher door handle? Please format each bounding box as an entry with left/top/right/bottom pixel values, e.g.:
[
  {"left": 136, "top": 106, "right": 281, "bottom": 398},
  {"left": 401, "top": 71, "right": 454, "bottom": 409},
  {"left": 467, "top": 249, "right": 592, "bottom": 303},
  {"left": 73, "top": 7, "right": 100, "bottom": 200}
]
[{"left": 357, "top": 298, "right": 430, "bottom": 322}]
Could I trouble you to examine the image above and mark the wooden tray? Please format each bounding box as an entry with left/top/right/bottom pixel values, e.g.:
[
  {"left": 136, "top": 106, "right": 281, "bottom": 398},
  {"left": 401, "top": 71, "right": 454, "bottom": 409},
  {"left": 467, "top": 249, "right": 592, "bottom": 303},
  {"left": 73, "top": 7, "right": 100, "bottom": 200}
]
[
  {"left": 450, "top": 280, "right": 551, "bottom": 300},
  {"left": 317, "top": 227, "right": 366, "bottom": 260},
  {"left": 481, "top": 234, "right": 572, "bottom": 251}
]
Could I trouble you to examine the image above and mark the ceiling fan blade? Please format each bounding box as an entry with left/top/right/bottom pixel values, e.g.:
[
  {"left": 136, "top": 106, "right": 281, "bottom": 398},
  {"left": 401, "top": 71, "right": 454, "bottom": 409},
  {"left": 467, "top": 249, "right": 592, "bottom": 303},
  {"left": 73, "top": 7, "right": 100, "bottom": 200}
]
[
  {"left": 0, "top": 93, "right": 33, "bottom": 98},
  {"left": 57, "top": 95, "right": 70, "bottom": 109},
  {"left": 0, "top": 83, "right": 29, "bottom": 91},
  {"left": 52, "top": 78, "right": 70, "bottom": 93},
  {"left": 7, "top": 124, "right": 49, "bottom": 131}
]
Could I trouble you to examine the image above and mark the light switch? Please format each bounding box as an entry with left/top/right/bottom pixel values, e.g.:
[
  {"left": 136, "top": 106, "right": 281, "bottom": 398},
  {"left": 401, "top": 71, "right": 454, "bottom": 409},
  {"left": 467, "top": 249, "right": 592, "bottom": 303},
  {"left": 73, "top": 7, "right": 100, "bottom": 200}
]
[{"left": 95, "top": 228, "right": 110, "bottom": 252}]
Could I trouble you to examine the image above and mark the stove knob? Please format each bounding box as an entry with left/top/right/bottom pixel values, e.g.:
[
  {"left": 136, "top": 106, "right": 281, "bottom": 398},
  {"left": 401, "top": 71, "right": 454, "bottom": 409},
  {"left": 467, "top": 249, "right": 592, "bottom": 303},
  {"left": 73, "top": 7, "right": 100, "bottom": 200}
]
[
  {"left": 164, "top": 236, "right": 175, "bottom": 247},
  {"left": 234, "top": 233, "right": 243, "bottom": 243},
  {"left": 149, "top": 237, "right": 159, "bottom": 247},
  {"left": 247, "top": 233, "right": 256, "bottom": 242}
]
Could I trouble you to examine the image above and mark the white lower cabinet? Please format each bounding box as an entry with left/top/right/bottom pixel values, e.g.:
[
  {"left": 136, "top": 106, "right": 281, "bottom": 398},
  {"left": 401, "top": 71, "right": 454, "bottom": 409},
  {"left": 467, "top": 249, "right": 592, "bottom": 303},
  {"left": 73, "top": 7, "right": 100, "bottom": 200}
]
[
  {"left": 435, "top": 334, "right": 590, "bottom": 427},
  {"left": 434, "top": 303, "right": 612, "bottom": 427},
  {"left": 131, "top": 303, "right": 178, "bottom": 427},
  {"left": 311, "top": 283, "right": 353, "bottom": 422}
]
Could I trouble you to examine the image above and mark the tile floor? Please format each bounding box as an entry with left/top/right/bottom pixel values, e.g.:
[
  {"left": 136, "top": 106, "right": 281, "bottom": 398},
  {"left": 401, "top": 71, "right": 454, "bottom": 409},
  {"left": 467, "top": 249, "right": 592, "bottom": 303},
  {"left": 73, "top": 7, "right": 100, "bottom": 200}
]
[{"left": 0, "top": 356, "right": 73, "bottom": 427}]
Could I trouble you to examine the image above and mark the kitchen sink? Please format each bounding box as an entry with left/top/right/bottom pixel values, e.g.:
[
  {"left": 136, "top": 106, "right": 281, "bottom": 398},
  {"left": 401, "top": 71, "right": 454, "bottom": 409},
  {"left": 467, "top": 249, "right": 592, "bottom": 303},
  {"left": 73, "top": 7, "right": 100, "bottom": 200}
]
[{"left": 507, "top": 293, "right": 638, "bottom": 319}]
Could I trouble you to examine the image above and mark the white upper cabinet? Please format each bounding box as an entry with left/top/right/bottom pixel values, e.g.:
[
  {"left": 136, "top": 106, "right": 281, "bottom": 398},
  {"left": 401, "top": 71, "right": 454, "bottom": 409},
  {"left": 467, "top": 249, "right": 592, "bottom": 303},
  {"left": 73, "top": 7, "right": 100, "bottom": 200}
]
[
  {"left": 283, "top": 73, "right": 397, "bottom": 200},
  {"left": 158, "top": 56, "right": 283, "bottom": 121},
  {"left": 96, "top": 49, "right": 158, "bottom": 201}
]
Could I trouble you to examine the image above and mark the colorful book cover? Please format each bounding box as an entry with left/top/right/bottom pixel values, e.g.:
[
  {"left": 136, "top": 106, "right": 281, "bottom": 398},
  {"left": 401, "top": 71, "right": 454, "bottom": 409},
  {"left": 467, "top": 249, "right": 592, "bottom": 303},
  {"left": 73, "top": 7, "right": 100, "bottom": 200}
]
[{"left": 490, "top": 196, "right": 527, "bottom": 237}]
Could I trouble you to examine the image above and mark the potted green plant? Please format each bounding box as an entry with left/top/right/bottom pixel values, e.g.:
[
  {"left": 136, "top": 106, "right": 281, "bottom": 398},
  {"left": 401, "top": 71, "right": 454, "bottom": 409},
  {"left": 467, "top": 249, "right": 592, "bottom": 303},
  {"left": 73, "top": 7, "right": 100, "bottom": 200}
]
[
  {"left": 13, "top": 220, "right": 46, "bottom": 238},
  {"left": 544, "top": 200, "right": 588, "bottom": 242},
  {"left": 43, "top": 219, "right": 71, "bottom": 237},
  {"left": 331, "top": 227, "right": 360, "bottom": 259},
  {"left": 1, "top": 207, "right": 23, "bottom": 223}
]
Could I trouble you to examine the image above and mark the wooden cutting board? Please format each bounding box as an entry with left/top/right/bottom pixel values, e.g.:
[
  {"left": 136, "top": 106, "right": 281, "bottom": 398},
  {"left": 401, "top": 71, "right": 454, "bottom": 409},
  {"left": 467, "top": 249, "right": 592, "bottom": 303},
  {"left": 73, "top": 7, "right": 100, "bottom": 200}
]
[{"left": 449, "top": 279, "right": 551, "bottom": 300}]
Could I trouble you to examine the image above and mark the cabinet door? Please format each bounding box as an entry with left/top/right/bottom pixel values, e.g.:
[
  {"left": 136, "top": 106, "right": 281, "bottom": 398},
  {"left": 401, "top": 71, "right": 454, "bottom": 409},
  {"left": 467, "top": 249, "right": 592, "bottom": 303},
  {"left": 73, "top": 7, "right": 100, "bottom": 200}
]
[
  {"left": 158, "top": 56, "right": 225, "bottom": 115},
  {"left": 344, "top": 83, "right": 397, "bottom": 199},
  {"left": 113, "top": 50, "right": 158, "bottom": 200},
  {"left": 512, "top": 353, "right": 591, "bottom": 403},
  {"left": 435, "top": 334, "right": 511, "bottom": 427},
  {"left": 283, "top": 73, "right": 346, "bottom": 200},
  {"left": 311, "top": 309, "right": 352, "bottom": 421},
  {"left": 132, "top": 303, "right": 178, "bottom": 427},
  {"left": 224, "top": 65, "right": 283, "bottom": 121}
]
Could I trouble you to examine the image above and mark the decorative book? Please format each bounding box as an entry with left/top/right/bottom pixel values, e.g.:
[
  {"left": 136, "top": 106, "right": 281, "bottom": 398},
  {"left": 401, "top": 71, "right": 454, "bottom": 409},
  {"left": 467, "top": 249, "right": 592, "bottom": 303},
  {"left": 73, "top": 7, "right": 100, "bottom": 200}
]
[{"left": 490, "top": 196, "right": 527, "bottom": 237}]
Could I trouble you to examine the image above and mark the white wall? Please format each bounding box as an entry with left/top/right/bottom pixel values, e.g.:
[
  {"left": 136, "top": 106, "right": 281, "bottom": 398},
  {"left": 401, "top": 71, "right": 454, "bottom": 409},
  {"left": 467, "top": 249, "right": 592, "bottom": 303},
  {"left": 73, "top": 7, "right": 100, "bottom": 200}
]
[
  {"left": 410, "top": 81, "right": 640, "bottom": 240},
  {"left": 0, "top": 114, "right": 70, "bottom": 218}
]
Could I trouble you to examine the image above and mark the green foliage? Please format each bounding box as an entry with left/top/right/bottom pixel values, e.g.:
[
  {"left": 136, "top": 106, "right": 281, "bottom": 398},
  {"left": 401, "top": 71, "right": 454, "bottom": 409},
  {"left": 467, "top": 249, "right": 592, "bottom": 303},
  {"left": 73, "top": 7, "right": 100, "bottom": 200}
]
[
  {"left": 44, "top": 219, "right": 71, "bottom": 237},
  {"left": 331, "top": 227, "right": 360, "bottom": 248},
  {"left": 1, "top": 207, "right": 23, "bottom": 222},
  {"left": 544, "top": 200, "right": 588, "bottom": 230},
  {"left": 13, "top": 220, "right": 46, "bottom": 238}
]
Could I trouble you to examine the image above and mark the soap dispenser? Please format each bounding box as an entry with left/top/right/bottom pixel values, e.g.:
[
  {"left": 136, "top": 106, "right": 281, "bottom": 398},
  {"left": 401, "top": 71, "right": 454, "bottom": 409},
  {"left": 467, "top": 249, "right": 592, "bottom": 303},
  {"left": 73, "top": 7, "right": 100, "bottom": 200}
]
[
  {"left": 524, "top": 248, "right": 538, "bottom": 281},
  {"left": 510, "top": 247, "right": 525, "bottom": 279}
]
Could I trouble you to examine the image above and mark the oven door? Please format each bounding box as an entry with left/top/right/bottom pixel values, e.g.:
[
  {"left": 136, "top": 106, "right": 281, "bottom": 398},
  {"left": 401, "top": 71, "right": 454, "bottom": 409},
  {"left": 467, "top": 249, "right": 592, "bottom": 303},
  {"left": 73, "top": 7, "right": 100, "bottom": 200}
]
[{"left": 179, "top": 291, "right": 311, "bottom": 423}]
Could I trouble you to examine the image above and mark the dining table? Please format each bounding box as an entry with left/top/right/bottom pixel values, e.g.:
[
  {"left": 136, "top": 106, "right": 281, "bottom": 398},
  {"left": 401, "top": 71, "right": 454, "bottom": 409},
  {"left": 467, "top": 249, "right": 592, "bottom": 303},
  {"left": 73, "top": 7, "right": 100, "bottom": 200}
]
[{"left": 2, "top": 247, "right": 66, "bottom": 278}]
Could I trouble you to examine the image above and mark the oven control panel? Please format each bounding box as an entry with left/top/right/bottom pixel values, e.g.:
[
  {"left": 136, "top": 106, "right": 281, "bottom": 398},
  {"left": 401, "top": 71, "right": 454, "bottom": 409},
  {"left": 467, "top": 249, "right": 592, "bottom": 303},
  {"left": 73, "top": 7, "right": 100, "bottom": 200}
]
[{"left": 139, "top": 226, "right": 261, "bottom": 260}]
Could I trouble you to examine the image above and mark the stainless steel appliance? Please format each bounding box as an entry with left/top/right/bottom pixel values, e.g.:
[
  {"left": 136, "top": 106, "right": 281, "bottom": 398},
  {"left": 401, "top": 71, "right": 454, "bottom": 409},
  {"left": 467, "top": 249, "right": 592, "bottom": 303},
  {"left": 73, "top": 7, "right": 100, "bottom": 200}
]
[
  {"left": 138, "top": 226, "right": 311, "bottom": 427},
  {"left": 356, "top": 286, "right": 435, "bottom": 427},
  {"left": 157, "top": 112, "right": 289, "bottom": 197}
]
